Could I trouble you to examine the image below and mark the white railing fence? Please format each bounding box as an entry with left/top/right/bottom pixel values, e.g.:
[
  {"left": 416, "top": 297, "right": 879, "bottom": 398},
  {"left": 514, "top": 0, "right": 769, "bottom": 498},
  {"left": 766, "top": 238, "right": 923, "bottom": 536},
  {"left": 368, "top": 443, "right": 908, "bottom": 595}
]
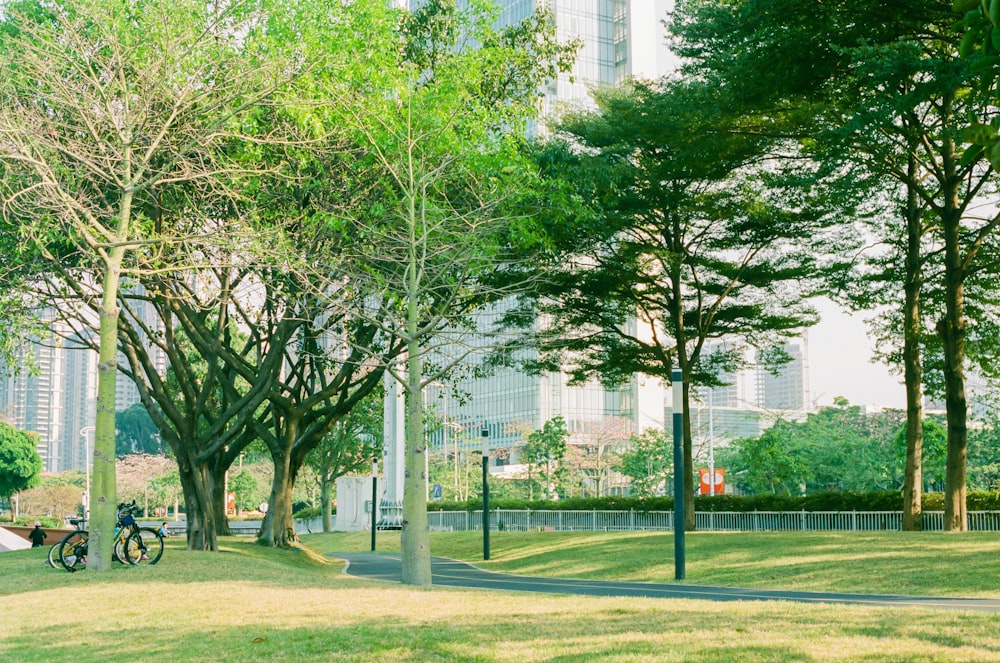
[{"left": 423, "top": 509, "right": 1000, "bottom": 533}]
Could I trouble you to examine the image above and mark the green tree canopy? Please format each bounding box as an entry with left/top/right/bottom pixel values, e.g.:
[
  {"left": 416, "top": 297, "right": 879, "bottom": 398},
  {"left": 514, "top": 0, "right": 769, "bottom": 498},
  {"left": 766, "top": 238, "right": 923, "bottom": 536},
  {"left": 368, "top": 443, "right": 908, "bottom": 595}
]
[{"left": 0, "top": 421, "right": 43, "bottom": 507}]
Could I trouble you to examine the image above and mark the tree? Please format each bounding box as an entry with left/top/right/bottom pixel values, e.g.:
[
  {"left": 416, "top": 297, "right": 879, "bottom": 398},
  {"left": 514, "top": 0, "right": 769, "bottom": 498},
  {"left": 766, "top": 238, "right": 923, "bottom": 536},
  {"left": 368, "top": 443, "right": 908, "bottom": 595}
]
[
  {"left": 517, "top": 78, "right": 847, "bottom": 528},
  {"left": 670, "top": 0, "right": 1000, "bottom": 532},
  {"left": 523, "top": 417, "right": 569, "bottom": 500},
  {"left": 725, "top": 427, "right": 813, "bottom": 496},
  {"left": 617, "top": 428, "right": 672, "bottom": 498},
  {"left": 305, "top": 395, "right": 383, "bottom": 533},
  {"left": 325, "top": 0, "right": 575, "bottom": 586},
  {"left": 567, "top": 416, "right": 631, "bottom": 498},
  {"left": 0, "top": 0, "right": 310, "bottom": 569},
  {"left": 0, "top": 422, "right": 43, "bottom": 512},
  {"left": 115, "top": 404, "right": 163, "bottom": 457}
]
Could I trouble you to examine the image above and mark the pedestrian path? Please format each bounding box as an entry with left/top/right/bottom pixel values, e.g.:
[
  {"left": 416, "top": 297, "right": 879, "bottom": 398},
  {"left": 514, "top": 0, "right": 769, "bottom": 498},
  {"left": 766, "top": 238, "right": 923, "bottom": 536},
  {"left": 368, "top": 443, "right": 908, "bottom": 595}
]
[{"left": 330, "top": 552, "right": 1000, "bottom": 612}]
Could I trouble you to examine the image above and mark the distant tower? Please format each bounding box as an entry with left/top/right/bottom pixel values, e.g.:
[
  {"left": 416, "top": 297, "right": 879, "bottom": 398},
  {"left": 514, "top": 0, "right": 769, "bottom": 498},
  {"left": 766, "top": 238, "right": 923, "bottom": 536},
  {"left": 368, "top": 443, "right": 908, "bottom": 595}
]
[{"left": 756, "top": 334, "right": 810, "bottom": 411}]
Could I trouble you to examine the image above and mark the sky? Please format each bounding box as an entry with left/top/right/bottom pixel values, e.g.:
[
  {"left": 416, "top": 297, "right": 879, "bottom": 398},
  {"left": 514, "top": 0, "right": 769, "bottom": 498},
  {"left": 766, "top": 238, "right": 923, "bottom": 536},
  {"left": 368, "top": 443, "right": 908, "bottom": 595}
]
[{"left": 808, "top": 298, "right": 905, "bottom": 410}]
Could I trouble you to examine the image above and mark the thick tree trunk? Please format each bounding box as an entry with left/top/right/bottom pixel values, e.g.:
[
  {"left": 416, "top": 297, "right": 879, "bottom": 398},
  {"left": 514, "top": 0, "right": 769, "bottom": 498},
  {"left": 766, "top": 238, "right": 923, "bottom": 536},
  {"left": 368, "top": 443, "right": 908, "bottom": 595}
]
[
  {"left": 901, "top": 176, "right": 924, "bottom": 532},
  {"left": 401, "top": 347, "right": 432, "bottom": 586},
  {"left": 89, "top": 244, "right": 128, "bottom": 572},
  {"left": 176, "top": 456, "right": 219, "bottom": 551},
  {"left": 258, "top": 452, "right": 297, "bottom": 546}
]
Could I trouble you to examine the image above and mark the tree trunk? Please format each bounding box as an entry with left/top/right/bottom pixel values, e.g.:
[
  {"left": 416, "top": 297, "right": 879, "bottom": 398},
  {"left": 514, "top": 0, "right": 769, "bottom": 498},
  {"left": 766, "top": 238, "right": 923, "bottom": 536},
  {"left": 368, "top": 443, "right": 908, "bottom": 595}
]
[
  {"left": 89, "top": 243, "right": 128, "bottom": 572},
  {"left": 321, "top": 479, "right": 333, "bottom": 533},
  {"left": 401, "top": 345, "right": 432, "bottom": 586},
  {"left": 211, "top": 461, "right": 231, "bottom": 537},
  {"left": 938, "top": 161, "right": 968, "bottom": 532},
  {"left": 176, "top": 455, "right": 219, "bottom": 551},
  {"left": 258, "top": 451, "right": 297, "bottom": 547},
  {"left": 682, "top": 380, "right": 695, "bottom": 531},
  {"left": 901, "top": 174, "right": 924, "bottom": 532}
]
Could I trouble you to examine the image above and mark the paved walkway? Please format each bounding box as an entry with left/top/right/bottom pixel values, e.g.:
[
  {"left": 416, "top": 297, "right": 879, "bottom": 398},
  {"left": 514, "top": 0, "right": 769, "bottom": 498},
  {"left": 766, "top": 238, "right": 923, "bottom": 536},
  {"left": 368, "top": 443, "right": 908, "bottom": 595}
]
[{"left": 331, "top": 552, "right": 1000, "bottom": 612}]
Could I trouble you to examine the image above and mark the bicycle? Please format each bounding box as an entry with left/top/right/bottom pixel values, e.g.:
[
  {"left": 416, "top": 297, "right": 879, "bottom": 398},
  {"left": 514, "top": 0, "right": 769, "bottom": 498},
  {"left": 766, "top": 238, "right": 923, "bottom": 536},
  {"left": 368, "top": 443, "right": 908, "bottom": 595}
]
[
  {"left": 57, "top": 501, "right": 164, "bottom": 572},
  {"left": 47, "top": 517, "right": 85, "bottom": 569}
]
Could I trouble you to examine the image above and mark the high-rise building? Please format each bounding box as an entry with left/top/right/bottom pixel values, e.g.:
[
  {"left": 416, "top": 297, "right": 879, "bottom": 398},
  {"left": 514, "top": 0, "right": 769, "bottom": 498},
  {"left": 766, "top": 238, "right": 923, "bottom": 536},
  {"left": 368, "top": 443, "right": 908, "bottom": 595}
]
[
  {"left": 756, "top": 336, "right": 810, "bottom": 411},
  {"left": 0, "top": 312, "right": 67, "bottom": 472},
  {"left": 424, "top": 1, "right": 677, "bottom": 462},
  {"left": 0, "top": 293, "right": 165, "bottom": 473}
]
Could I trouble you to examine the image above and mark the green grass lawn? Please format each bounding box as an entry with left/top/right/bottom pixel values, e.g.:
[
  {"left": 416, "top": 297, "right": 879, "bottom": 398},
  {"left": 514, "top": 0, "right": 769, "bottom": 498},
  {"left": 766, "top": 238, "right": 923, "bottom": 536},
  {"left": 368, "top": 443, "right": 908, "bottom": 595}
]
[
  {"left": 302, "top": 529, "right": 1000, "bottom": 598},
  {"left": 1, "top": 531, "right": 998, "bottom": 662}
]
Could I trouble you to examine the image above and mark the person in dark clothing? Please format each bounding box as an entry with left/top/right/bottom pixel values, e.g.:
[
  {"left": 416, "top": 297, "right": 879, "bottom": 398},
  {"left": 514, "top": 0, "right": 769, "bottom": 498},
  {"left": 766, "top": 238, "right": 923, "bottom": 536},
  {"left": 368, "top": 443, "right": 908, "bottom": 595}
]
[{"left": 29, "top": 522, "right": 46, "bottom": 548}]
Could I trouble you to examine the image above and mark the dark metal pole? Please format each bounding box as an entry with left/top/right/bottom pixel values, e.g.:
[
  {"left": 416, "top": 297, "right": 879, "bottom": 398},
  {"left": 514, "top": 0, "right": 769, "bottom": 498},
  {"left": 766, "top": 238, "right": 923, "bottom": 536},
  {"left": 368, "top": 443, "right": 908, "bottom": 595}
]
[
  {"left": 370, "top": 461, "right": 378, "bottom": 552},
  {"left": 672, "top": 368, "right": 685, "bottom": 580},
  {"left": 481, "top": 425, "right": 490, "bottom": 561}
]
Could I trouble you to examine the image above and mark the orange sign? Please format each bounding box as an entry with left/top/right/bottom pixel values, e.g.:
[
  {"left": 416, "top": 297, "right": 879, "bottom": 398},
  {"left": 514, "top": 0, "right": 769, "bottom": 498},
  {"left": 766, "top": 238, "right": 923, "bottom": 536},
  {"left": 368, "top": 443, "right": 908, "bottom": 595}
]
[{"left": 698, "top": 468, "right": 725, "bottom": 495}]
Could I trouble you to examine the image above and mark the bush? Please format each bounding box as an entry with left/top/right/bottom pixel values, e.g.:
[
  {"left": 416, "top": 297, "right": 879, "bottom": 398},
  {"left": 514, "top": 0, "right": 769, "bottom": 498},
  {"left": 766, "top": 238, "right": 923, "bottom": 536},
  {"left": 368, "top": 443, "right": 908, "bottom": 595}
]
[
  {"left": 433, "top": 491, "right": 1000, "bottom": 513},
  {"left": 293, "top": 506, "right": 321, "bottom": 520}
]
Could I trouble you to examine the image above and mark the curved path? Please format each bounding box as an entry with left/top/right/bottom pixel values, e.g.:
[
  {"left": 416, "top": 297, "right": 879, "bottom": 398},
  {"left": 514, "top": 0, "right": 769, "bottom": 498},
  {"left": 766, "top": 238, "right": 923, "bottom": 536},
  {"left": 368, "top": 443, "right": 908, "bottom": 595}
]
[{"left": 331, "top": 552, "right": 1000, "bottom": 612}]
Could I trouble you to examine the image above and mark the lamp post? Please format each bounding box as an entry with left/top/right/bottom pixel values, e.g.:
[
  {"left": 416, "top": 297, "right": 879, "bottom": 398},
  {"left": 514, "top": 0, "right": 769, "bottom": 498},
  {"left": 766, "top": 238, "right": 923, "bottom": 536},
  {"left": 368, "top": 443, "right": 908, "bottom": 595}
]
[
  {"left": 708, "top": 388, "right": 715, "bottom": 496},
  {"left": 671, "top": 369, "right": 685, "bottom": 580},
  {"left": 371, "top": 460, "right": 378, "bottom": 552},
  {"left": 481, "top": 424, "right": 490, "bottom": 561},
  {"left": 80, "top": 426, "right": 95, "bottom": 520}
]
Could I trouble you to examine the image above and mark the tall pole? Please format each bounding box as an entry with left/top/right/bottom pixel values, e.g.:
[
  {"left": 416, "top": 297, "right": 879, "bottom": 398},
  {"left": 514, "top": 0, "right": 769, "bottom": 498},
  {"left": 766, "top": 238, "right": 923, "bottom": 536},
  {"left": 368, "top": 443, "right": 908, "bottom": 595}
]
[
  {"left": 672, "top": 369, "right": 685, "bottom": 580},
  {"left": 371, "top": 460, "right": 378, "bottom": 552},
  {"left": 708, "top": 388, "right": 715, "bottom": 496},
  {"left": 481, "top": 425, "right": 490, "bottom": 561}
]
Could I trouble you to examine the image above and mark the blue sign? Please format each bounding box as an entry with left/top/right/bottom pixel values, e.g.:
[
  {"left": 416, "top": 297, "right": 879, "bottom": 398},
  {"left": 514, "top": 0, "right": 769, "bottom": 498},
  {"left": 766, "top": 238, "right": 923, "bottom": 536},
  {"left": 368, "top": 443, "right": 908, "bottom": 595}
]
[{"left": 431, "top": 483, "right": 443, "bottom": 500}]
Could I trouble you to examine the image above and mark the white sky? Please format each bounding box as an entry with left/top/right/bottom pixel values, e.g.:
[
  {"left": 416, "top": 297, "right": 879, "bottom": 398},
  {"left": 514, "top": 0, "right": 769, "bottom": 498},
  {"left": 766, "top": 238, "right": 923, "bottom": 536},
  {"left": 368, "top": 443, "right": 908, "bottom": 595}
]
[{"left": 808, "top": 298, "right": 905, "bottom": 410}]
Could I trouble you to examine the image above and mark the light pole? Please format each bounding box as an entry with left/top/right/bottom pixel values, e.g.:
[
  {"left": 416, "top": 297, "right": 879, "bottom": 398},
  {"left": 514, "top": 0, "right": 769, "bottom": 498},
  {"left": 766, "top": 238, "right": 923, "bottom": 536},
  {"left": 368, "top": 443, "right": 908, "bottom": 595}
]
[
  {"left": 79, "top": 426, "right": 95, "bottom": 520},
  {"left": 371, "top": 460, "right": 378, "bottom": 552},
  {"left": 708, "top": 388, "right": 715, "bottom": 496},
  {"left": 481, "top": 424, "right": 490, "bottom": 561},
  {"left": 671, "top": 369, "right": 685, "bottom": 580}
]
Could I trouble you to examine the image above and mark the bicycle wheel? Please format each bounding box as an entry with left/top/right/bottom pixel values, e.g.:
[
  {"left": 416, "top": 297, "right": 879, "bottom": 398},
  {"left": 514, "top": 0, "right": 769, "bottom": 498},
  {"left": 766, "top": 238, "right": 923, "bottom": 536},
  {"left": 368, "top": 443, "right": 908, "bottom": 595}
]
[
  {"left": 58, "top": 531, "right": 88, "bottom": 572},
  {"left": 125, "top": 528, "right": 164, "bottom": 565},
  {"left": 114, "top": 535, "right": 132, "bottom": 565},
  {"left": 47, "top": 542, "right": 61, "bottom": 568}
]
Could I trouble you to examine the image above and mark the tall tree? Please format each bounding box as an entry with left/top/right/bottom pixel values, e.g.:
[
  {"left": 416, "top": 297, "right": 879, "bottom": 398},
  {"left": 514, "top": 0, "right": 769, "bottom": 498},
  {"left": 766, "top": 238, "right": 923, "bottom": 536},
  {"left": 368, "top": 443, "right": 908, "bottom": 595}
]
[
  {"left": 0, "top": 0, "right": 309, "bottom": 568},
  {"left": 324, "top": 0, "right": 576, "bottom": 585},
  {"left": 516, "top": 78, "right": 848, "bottom": 528},
  {"left": 670, "top": 0, "right": 1000, "bottom": 532}
]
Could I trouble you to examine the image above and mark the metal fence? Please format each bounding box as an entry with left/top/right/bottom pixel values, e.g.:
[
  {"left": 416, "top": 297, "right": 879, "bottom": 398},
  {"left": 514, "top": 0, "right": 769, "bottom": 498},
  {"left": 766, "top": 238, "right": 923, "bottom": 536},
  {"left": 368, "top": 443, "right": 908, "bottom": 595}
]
[{"left": 424, "top": 509, "right": 1000, "bottom": 533}]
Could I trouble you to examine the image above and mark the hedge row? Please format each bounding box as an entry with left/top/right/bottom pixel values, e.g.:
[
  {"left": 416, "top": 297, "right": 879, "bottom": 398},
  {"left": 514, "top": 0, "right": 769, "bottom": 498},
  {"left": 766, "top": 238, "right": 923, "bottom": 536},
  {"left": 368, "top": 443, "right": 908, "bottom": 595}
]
[
  {"left": 429, "top": 490, "right": 1000, "bottom": 513},
  {"left": 295, "top": 490, "right": 1000, "bottom": 519}
]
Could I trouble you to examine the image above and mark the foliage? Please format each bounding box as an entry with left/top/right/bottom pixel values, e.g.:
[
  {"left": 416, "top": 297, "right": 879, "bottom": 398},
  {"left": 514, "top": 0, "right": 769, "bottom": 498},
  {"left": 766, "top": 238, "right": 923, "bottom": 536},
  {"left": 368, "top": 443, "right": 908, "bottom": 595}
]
[
  {"left": 448, "top": 490, "right": 1000, "bottom": 512},
  {"left": 718, "top": 405, "right": 952, "bottom": 495},
  {"left": 522, "top": 417, "right": 569, "bottom": 500},
  {"left": 115, "top": 404, "right": 164, "bottom": 458},
  {"left": 11, "top": 472, "right": 84, "bottom": 518},
  {"left": 228, "top": 471, "right": 259, "bottom": 513},
  {"left": 616, "top": 428, "right": 672, "bottom": 498},
  {"left": 0, "top": 421, "right": 42, "bottom": 504}
]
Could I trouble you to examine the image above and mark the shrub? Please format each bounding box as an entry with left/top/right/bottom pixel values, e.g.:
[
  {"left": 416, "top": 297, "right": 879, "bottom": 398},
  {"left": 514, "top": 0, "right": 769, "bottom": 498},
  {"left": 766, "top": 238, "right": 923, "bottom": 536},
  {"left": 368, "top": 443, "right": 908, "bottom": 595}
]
[{"left": 435, "top": 491, "right": 1000, "bottom": 513}]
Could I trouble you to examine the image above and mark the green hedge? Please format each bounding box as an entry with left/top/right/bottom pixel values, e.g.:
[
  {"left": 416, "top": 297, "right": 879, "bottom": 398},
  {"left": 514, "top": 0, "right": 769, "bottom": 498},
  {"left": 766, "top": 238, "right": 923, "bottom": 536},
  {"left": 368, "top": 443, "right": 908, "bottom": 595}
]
[{"left": 433, "top": 491, "right": 1000, "bottom": 513}]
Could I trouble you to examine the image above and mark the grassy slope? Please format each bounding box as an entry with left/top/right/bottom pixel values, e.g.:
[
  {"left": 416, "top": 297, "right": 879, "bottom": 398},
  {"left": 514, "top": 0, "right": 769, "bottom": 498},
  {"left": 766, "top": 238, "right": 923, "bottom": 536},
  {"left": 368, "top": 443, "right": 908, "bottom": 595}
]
[
  {"left": 304, "top": 530, "right": 1000, "bottom": 597},
  {"left": 0, "top": 533, "right": 997, "bottom": 662}
]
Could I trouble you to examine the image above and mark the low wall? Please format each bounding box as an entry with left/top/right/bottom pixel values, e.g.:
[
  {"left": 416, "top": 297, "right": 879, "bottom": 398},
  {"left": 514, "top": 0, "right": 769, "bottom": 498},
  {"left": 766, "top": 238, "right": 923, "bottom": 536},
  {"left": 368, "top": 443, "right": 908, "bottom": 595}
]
[{"left": 2, "top": 525, "right": 75, "bottom": 544}]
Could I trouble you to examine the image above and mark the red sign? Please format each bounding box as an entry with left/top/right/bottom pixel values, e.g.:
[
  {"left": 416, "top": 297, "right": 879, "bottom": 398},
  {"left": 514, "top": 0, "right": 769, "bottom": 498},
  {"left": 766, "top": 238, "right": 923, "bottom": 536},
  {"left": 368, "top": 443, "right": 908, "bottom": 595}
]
[{"left": 698, "top": 468, "right": 725, "bottom": 495}]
